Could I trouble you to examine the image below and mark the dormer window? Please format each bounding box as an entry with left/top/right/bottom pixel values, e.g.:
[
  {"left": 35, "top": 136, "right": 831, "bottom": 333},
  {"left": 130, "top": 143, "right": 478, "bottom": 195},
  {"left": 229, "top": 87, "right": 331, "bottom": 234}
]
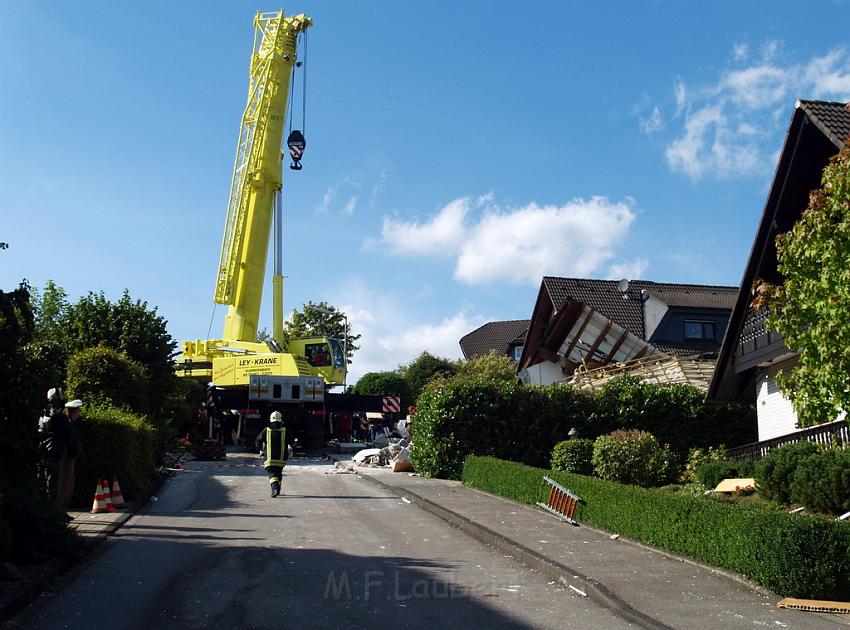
[{"left": 684, "top": 320, "right": 715, "bottom": 340}]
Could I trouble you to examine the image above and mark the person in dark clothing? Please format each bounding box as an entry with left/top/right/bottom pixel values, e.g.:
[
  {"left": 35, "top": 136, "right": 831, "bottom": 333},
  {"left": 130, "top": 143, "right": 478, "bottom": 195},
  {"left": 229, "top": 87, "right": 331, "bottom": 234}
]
[
  {"left": 256, "top": 411, "right": 287, "bottom": 497},
  {"left": 42, "top": 398, "right": 82, "bottom": 514}
]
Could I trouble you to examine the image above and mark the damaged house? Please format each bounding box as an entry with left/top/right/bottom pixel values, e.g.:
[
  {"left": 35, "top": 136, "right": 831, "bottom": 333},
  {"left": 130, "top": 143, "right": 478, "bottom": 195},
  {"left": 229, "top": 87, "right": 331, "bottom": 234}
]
[{"left": 517, "top": 277, "right": 737, "bottom": 389}]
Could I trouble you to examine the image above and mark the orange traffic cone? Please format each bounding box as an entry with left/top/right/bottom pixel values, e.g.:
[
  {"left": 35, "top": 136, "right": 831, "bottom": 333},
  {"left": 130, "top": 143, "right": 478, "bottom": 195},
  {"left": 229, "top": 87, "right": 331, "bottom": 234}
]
[
  {"left": 91, "top": 481, "right": 108, "bottom": 513},
  {"left": 102, "top": 479, "right": 117, "bottom": 513},
  {"left": 110, "top": 476, "right": 125, "bottom": 509}
]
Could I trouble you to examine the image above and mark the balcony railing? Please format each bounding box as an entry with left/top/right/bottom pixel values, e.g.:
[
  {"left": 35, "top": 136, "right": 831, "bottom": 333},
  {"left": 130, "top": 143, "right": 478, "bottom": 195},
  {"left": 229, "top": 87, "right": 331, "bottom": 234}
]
[
  {"left": 734, "top": 307, "right": 786, "bottom": 364},
  {"left": 726, "top": 419, "right": 849, "bottom": 461}
]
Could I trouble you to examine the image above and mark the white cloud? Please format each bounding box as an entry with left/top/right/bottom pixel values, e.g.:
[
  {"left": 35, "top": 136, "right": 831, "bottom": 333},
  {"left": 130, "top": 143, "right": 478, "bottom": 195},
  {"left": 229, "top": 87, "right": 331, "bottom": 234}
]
[
  {"left": 373, "top": 195, "right": 637, "bottom": 286},
  {"left": 369, "top": 170, "right": 387, "bottom": 208},
  {"left": 607, "top": 258, "right": 649, "bottom": 280},
  {"left": 377, "top": 197, "right": 471, "bottom": 255},
  {"left": 732, "top": 43, "right": 749, "bottom": 61},
  {"left": 761, "top": 40, "right": 781, "bottom": 62},
  {"left": 674, "top": 81, "right": 688, "bottom": 116},
  {"left": 720, "top": 64, "right": 789, "bottom": 109},
  {"left": 805, "top": 48, "right": 850, "bottom": 96},
  {"left": 316, "top": 176, "right": 359, "bottom": 215},
  {"left": 328, "top": 280, "right": 486, "bottom": 384},
  {"left": 317, "top": 184, "right": 338, "bottom": 215},
  {"left": 651, "top": 43, "right": 850, "bottom": 180},
  {"left": 342, "top": 196, "right": 358, "bottom": 216},
  {"left": 639, "top": 105, "right": 664, "bottom": 134}
]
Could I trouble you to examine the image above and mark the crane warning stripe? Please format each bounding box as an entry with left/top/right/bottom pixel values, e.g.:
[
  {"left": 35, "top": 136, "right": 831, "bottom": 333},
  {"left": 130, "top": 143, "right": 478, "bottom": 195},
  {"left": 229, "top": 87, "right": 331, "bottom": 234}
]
[{"left": 382, "top": 396, "right": 400, "bottom": 413}]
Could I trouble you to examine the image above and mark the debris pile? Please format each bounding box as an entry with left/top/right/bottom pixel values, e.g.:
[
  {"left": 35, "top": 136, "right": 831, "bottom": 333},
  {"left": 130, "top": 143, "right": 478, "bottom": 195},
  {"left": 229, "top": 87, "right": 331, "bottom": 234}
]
[{"left": 352, "top": 440, "right": 414, "bottom": 472}]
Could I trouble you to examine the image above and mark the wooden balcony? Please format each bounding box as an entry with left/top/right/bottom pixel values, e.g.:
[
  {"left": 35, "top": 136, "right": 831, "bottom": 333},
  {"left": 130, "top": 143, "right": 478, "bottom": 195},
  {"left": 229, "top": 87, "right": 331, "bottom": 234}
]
[
  {"left": 734, "top": 307, "right": 788, "bottom": 373},
  {"left": 727, "top": 419, "right": 849, "bottom": 461}
]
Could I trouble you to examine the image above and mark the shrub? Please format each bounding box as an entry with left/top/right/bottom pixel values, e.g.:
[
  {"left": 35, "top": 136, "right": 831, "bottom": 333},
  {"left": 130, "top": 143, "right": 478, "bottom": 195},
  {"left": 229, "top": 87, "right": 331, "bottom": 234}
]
[
  {"left": 790, "top": 449, "right": 850, "bottom": 514},
  {"left": 592, "top": 430, "right": 672, "bottom": 487},
  {"left": 551, "top": 438, "right": 594, "bottom": 475},
  {"left": 409, "top": 381, "right": 593, "bottom": 479},
  {"left": 755, "top": 441, "right": 820, "bottom": 503},
  {"left": 408, "top": 377, "right": 754, "bottom": 480},
  {"left": 680, "top": 446, "right": 727, "bottom": 483},
  {"left": 693, "top": 459, "right": 756, "bottom": 490},
  {"left": 589, "top": 376, "right": 756, "bottom": 457},
  {"left": 463, "top": 455, "right": 850, "bottom": 599},
  {"left": 67, "top": 345, "right": 150, "bottom": 414},
  {"left": 73, "top": 403, "right": 159, "bottom": 505}
]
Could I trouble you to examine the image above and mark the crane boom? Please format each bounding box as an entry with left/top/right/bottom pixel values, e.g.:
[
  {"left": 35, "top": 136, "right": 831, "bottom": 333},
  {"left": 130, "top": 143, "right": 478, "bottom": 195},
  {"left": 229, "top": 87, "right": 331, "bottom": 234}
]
[
  {"left": 177, "top": 10, "right": 346, "bottom": 388},
  {"left": 216, "top": 11, "right": 311, "bottom": 342}
]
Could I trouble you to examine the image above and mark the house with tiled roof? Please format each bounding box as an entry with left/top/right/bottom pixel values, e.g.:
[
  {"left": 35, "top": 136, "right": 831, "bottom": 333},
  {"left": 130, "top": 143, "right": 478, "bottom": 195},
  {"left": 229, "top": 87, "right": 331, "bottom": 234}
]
[
  {"left": 518, "top": 277, "right": 737, "bottom": 386},
  {"left": 459, "top": 319, "right": 530, "bottom": 362},
  {"left": 708, "top": 100, "right": 850, "bottom": 448}
]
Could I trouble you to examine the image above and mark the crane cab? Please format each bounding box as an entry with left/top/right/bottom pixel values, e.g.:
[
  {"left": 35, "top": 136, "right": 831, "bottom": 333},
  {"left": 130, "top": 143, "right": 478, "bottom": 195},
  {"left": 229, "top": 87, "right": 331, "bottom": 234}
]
[{"left": 288, "top": 336, "right": 346, "bottom": 386}]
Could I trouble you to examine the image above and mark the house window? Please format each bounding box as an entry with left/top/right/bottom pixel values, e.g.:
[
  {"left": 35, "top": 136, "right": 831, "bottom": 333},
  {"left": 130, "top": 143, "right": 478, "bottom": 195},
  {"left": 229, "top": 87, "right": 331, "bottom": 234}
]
[
  {"left": 511, "top": 345, "right": 523, "bottom": 362},
  {"left": 684, "top": 320, "right": 715, "bottom": 340}
]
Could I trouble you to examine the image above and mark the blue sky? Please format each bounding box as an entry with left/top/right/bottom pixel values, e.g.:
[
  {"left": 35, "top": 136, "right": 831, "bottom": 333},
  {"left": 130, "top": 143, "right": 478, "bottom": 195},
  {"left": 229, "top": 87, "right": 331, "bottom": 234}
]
[{"left": 2, "top": 1, "right": 850, "bottom": 384}]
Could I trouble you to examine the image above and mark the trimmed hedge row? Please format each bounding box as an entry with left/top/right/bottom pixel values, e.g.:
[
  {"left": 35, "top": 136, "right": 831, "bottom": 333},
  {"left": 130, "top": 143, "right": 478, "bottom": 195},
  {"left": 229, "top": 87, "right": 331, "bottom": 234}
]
[
  {"left": 462, "top": 455, "right": 850, "bottom": 599},
  {"left": 411, "top": 377, "right": 755, "bottom": 480},
  {"left": 73, "top": 404, "right": 159, "bottom": 505}
]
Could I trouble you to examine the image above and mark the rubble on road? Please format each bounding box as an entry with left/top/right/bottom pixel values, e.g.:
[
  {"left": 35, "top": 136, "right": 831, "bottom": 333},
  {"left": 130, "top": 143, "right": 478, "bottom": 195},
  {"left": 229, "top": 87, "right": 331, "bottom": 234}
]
[{"left": 351, "top": 441, "right": 414, "bottom": 472}]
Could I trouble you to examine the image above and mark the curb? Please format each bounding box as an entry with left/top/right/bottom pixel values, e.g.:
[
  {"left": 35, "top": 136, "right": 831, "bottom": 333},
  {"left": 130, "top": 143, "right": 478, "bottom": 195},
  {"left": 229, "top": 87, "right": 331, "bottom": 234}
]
[
  {"left": 357, "top": 471, "right": 673, "bottom": 630},
  {"left": 462, "top": 483, "right": 779, "bottom": 601}
]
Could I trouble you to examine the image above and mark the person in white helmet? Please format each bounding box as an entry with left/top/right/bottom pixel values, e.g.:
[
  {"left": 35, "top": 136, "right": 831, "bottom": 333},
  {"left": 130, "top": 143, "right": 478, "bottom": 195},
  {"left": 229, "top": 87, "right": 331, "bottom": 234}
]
[{"left": 256, "top": 411, "right": 288, "bottom": 497}]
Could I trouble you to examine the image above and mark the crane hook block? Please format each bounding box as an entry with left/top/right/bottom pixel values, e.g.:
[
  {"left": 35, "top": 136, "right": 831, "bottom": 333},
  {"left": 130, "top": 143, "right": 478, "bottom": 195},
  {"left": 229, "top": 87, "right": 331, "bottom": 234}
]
[{"left": 287, "top": 130, "right": 306, "bottom": 170}]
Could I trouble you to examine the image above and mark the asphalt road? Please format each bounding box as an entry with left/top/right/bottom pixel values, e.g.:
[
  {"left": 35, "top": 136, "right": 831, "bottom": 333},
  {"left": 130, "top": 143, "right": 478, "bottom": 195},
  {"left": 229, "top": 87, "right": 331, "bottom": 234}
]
[{"left": 17, "top": 453, "right": 633, "bottom": 629}]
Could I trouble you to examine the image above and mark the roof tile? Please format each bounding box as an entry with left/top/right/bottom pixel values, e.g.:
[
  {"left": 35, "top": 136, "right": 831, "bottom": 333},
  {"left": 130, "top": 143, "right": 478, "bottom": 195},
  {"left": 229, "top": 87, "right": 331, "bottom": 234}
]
[{"left": 459, "top": 320, "right": 530, "bottom": 358}]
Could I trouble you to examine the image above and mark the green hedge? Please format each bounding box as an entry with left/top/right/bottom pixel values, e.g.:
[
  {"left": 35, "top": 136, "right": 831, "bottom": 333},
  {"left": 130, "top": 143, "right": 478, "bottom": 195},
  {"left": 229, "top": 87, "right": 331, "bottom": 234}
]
[
  {"left": 411, "top": 377, "right": 755, "bottom": 480},
  {"left": 73, "top": 404, "right": 159, "bottom": 505},
  {"left": 463, "top": 455, "right": 850, "bottom": 599},
  {"left": 411, "top": 381, "right": 592, "bottom": 479}
]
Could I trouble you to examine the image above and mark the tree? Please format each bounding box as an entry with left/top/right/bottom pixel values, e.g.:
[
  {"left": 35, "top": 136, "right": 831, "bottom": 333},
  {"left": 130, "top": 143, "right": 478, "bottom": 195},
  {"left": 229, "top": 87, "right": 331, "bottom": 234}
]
[
  {"left": 454, "top": 351, "right": 518, "bottom": 385},
  {"left": 352, "top": 371, "right": 412, "bottom": 411},
  {"left": 66, "top": 345, "right": 151, "bottom": 414},
  {"left": 28, "top": 281, "right": 72, "bottom": 391},
  {"left": 29, "top": 284, "right": 178, "bottom": 418},
  {"left": 399, "top": 351, "right": 456, "bottom": 403},
  {"left": 0, "top": 282, "right": 73, "bottom": 559},
  {"left": 67, "top": 290, "right": 177, "bottom": 416},
  {"left": 284, "top": 301, "right": 360, "bottom": 365},
  {"left": 761, "top": 148, "right": 850, "bottom": 426}
]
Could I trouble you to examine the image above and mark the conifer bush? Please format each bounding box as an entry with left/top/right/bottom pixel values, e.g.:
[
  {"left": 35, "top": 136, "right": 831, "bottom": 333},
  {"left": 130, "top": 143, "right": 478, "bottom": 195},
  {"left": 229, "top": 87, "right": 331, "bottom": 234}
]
[
  {"left": 755, "top": 441, "right": 820, "bottom": 503},
  {"left": 790, "top": 449, "right": 850, "bottom": 514}
]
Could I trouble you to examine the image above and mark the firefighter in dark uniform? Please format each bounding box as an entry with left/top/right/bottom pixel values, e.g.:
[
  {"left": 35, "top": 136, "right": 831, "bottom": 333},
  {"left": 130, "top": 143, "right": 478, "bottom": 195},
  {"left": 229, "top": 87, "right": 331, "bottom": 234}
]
[{"left": 256, "top": 411, "right": 287, "bottom": 497}]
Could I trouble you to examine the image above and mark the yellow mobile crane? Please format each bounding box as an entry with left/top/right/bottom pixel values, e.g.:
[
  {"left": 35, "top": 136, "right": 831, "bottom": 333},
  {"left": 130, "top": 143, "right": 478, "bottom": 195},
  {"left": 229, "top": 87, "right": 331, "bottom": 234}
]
[{"left": 177, "top": 11, "right": 345, "bottom": 439}]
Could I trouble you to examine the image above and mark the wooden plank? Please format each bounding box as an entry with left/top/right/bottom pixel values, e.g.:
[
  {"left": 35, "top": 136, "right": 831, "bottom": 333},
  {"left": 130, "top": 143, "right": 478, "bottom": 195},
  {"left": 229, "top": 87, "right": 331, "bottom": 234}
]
[
  {"left": 603, "top": 329, "right": 630, "bottom": 366},
  {"left": 542, "top": 301, "right": 583, "bottom": 351},
  {"left": 562, "top": 308, "right": 595, "bottom": 362},
  {"left": 584, "top": 319, "right": 613, "bottom": 364},
  {"left": 778, "top": 598, "right": 850, "bottom": 613}
]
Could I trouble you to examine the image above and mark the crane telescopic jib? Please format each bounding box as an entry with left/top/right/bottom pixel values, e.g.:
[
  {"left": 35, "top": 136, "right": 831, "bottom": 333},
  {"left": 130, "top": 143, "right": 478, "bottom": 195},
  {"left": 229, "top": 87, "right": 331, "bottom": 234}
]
[{"left": 176, "top": 10, "right": 345, "bottom": 390}]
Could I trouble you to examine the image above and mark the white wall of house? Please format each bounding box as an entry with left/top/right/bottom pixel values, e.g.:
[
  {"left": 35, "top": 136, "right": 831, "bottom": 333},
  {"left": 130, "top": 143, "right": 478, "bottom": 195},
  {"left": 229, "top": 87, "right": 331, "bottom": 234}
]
[
  {"left": 523, "top": 361, "right": 563, "bottom": 386},
  {"left": 643, "top": 296, "right": 668, "bottom": 340},
  {"left": 756, "top": 359, "right": 800, "bottom": 441}
]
